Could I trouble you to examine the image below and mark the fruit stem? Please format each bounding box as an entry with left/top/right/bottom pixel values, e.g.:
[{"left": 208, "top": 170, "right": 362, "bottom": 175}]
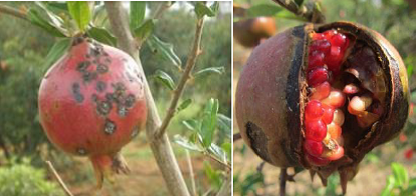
[{"left": 89, "top": 153, "right": 130, "bottom": 189}]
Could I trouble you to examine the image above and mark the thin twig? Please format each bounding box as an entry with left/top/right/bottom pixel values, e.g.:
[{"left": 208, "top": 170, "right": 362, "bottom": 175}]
[
  {"left": 205, "top": 152, "right": 231, "bottom": 170},
  {"left": 151, "top": 1, "right": 172, "bottom": 20},
  {"left": 233, "top": 133, "right": 242, "bottom": 141},
  {"left": 45, "top": 161, "right": 73, "bottom": 196},
  {"left": 272, "top": 0, "right": 325, "bottom": 23},
  {"left": 156, "top": 17, "right": 205, "bottom": 138},
  {"left": 185, "top": 150, "right": 197, "bottom": 196},
  {"left": 279, "top": 168, "right": 288, "bottom": 196},
  {"left": 215, "top": 175, "right": 231, "bottom": 196},
  {"left": 0, "top": 4, "right": 28, "bottom": 21}
]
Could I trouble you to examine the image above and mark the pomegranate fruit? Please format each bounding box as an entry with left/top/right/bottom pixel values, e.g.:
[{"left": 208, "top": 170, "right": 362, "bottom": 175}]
[
  {"left": 38, "top": 35, "right": 147, "bottom": 188},
  {"left": 235, "top": 21, "right": 409, "bottom": 193},
  {"left": 233, "top": 17, "right": 276, "bottom": 48}
]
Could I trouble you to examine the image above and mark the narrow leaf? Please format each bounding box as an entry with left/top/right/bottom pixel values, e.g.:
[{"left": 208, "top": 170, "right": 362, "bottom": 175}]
[
  {"left": 199, "top": 98, "right": 219, "bottom": 147},
  {"left": 221, "top": 142, "right": 231, "bottom": 161},
  {"left": 35, "top": 2, "right": 67, "bottom": 34},
  {"left": 177, "top": 99, "right": 192, "bottom": 112},
  {"left": 86, "top": 26, "right": 117, "bottom": 46},
  {"left": 194, "top": 2, "right": 216, "bottom": 19},
  {"left": 209, "top": 143, "right": 226, "bottom": 162},
  {"left": 195, "top": 66, "right": 225, "bottom": 76},
  {"left": 173, "top": 134, "right": 203, "bottom": 152},
  {"left": 44, "top": 38, "right": 71, "bottom": 68},
  {"left": 147, "top": 35, "right": 182, "bottom": 68},
  {"left": 381, "top": 175, "right": 395, "bottom": 196},
  {"left": 153, "top": 70, "right": 175, "bottom": 90},
  {"left": 217, "top": 114, "right": 231, "bottom": 138},
  {"left": 67, "top": 1, "right": 91, "bottom": 32},
  {"left": 27, "top": 9, "right": 66, "bottom": 37},
  {"left": 133, "top": 19, "right": 155, "bottom": 41},
  {"left": 247, "top": 4, "right": 283, "bottom": 17},
  {"left": 130, "top": 2, "right": 146, "bottom": 30},
  {"left": 182, "top": 119, "right": 200, "bottom": 132},
  {"left": 392, "top": 163, "right": 408, "bottom": 187}
]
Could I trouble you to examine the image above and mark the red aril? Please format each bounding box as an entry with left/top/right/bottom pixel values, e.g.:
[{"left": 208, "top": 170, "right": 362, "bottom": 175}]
[
  {"left": 305, "top": 119, "right": 327, "bottom": 141},
  {"left": 310, "top": 81, "right": 331, "bottom": 100},
  {"left": 304, "top": 140, "right": 324, "bottom": 157},
  {"left": 307, "top": 67, "right": 330, "bottom": 86}
]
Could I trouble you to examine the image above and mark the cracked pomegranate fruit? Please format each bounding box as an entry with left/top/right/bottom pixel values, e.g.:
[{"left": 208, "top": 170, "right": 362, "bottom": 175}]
[
  {"left": 235, "top": 21, "right": 409, "bottom": 193},
  {"left": 38, "top": 35, "right": 147, "bottom": 188}
]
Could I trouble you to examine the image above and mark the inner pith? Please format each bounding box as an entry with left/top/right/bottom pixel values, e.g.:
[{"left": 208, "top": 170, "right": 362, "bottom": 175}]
[{"left": 303, "top": 29, "right": 386, "bottom": 166}]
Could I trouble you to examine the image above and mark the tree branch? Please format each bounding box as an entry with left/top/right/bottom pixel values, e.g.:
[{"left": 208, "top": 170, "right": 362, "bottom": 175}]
[
  {"left": 157, "top": 17, "right": 204, "bottom": 138},
  {"left": 45, "top": 161, "right": 73, "bottom": 196},
  {"left": 151, "top": 1, "right": 172, "bottom": 20},
  {"left": 185, "top": 150, "right": 197, "bottom": 196},
  {"left": 205, "top": 151, "right": 231, "bottom": 170},
  {"left": 105, "top": 2, "right": 190, "bottom": 196},
  {"left": 233, "top": 133, "right": 242, "bottom": 141},
  {"left": 279, "top": 168, "right": 288, "bottom": 196},
  {"left": 0, "top": 4, "right": 28, "bottom": 21},
  {"left": 272, "top": 0, "right": 325, "bottom": 23}
]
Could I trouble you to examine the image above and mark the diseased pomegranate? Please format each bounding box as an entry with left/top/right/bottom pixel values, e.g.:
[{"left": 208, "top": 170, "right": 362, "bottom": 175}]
[
  {"left": 38, "top": 35, "right": 147, "bottom": 188},
  {"left": 235, "top": 22, "right": 409, "bottom": 193}
]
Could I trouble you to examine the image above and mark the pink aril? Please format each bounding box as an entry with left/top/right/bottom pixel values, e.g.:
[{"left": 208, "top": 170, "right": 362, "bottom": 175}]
[{"left": 309, "top": 81, "right": 331, "bottom": 100}]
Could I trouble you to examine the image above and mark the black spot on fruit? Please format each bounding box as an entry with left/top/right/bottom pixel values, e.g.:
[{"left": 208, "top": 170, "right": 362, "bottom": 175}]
[
  {"left": 96, "top": 100, "right": 112, "bottom": 116},
  {"left": 104, "top": 119, "right": 116, "bottom": 135},
  {"left": 72, "top": 83, "right": 84, "bottom": 103},
  {"left": 96, "top": 81, "right": 107, "bottom": 92},
  {"left": 97, "top": 64, "right": 109, "bottom": 74}
]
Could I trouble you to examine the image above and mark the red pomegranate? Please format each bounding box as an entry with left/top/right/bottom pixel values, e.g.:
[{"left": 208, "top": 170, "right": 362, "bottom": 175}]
[{"left": 38, "top": 35, "right": 147, "bottom": 188}]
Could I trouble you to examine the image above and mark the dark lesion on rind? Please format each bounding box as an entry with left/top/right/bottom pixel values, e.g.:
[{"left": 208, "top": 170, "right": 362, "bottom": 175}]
[
  {"left": 246, "top": 122, "right": 272, "bottom": 163},
  {"left": 76, "top": 147, "right": 88, "bottom": 156},
  {"left": 104, "top": 119, "right": 117, "bottom": 135},
  {"left": 96, "top": 81, "right": 107, "bottom": 92},
  {"left": 72, "top": 82, "right": 84, "bottom": 103}
]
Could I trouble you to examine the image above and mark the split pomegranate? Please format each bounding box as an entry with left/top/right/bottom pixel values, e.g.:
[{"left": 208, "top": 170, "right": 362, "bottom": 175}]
[
  {"left": 38, "top": 35, "right": 147, "bottom": 188},
  {"left": 235, "top": 22, "right": 409, "bottom": 193}
]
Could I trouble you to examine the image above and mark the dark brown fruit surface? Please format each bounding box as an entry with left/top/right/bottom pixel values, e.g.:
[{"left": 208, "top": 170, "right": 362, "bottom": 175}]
[{"left": 235, "top": 21, "right": 409, "bottom": 193}]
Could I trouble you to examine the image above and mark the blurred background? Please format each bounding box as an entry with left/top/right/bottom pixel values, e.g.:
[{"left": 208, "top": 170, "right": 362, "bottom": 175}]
[
  {"left": 0, "top": 1, "right": 231, "bottom": 196},
  {"left": 233, "top": 0, "right": 416, "bottom": 195}
]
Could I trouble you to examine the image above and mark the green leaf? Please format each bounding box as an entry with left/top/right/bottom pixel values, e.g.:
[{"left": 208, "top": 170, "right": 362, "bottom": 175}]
[
  {"left": 203, "top": 161, "right": 222, "bottom": 190},
  {"left": 147, "top": 35, "right": 182, "bottom": 68},
  {"left": 34, "top": 2, "right": 67, "bottom": 34},
  {"left": 177, "top": 99, "right": 192, "bottom": 113},
  {"left": 402, "top": 178, "right": 416, "bottom": 195},
  {"left": 195, "top": 66, "right": 225, "bottom": 76},
  {"left": 217, "top": 114, "right": 231, "bottom": 138},
  {"left": 392, "top": 163, "right": 409, "bottom": 188},
  {"left": 275, "top": 9, "right": 307, "bottom": 21},
  {"left": 221, "top": 142, "right": 231, "bottom": 161},
  {"left": 194, "top": 2, "right": 218, "bottom": 19},
  {"left": 67, "top": 1, "right": 91, "bottom": 32},
  {"left": 209, "top": 143, "right": 226, "bottom": 162},
  {"left": 153, "top": 70, "right": 175, "bottom": 90},
  {"left": 44, "top": 38, "right": 71, "bottom": 68},
  {"left": 86, "top": 26, "right": 117, "bottom": 46},
  {"left": 92, "top": 4, "right": 107, "bottom": 26},
  {"left": 294, "top": 0, "right": 305, "bottom": 6},
  {"left": 381, "top": 175, "right": 395, "bottom": 196},
  {"left": 247, "top": 4, "right": 283, "bottom": 17},
  {"left": 199, "top": 98, "right": 219, "bottom": 147},
  {"left": 173, "top": 135, "right": 203, "bottom": 152},
  {"left": 27, "top": 9, "right": 66, "bottom": 37},
  {"left": 133, "top": 19, "right": 155, "bottom": 41},
  {"left": 130, "top": 2, "right": 146, "bottom": 30},
  {"left": 182, "top": 119, "right": 200, "bottom": 132}
]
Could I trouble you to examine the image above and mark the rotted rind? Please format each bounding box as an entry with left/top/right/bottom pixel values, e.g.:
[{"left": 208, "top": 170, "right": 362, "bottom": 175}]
[
  {"left": 235, "top": 26, "right": 307, "bottom": 167},
  {"left": 236, "top": 21, "right": 409, "bottom": 171}
]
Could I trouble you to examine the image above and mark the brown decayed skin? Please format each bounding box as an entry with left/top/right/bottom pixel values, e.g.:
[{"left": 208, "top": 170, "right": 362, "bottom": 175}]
[
  {"left": 38, "top": 36, "right": 147, "bottom": 188},
  {"left": 235, "top": 21, "right": 409, "bottom": 193}
]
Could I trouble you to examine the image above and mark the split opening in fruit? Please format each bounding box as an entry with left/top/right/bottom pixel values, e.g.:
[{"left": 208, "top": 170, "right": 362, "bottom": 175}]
[{"left": 303, "top": 27, "right": 387, "bottom": 167}]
